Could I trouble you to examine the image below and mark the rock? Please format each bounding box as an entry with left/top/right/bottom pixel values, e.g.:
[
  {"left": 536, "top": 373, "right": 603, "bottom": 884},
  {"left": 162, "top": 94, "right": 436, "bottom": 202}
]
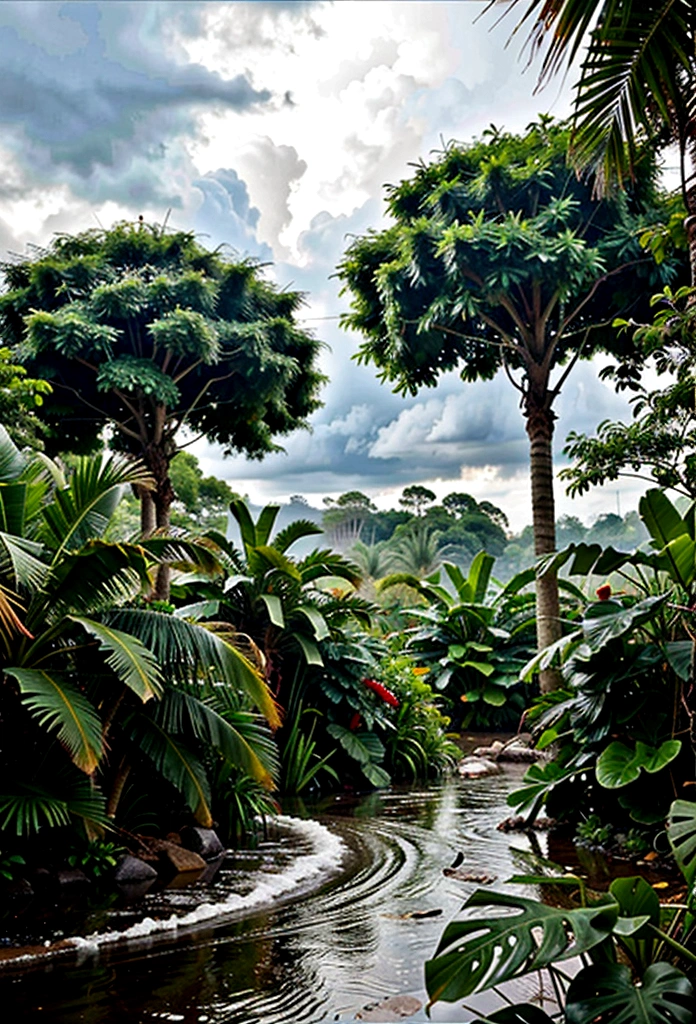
[
  {"left": 114, "top": 855, "right": 158, "bottom": 884},
  {"left": 497, "top": 742, "right": 541, "bottom": 763},
  {"left": 56, "top": 868, "right": 90, "bottom": 889},
  {"left": 153, "top": 839, "right": 206, "bottom": 875},
  {"left": 198, "top": 852, "right": 225, "bottom": 884},
  {"left": 473, "top": 740, "right": 505, "bottom": 758},
  {"left": 458, "top": 756, "right": 501, "bottom": 778},
  {"left": 356, "top": 995, "right": 422, "bottom": 1021},
  {"left": 496, "top": 815, "right": 556, "bottom": 832},
  {"left": 180, "top": 826, "right": 225, "bottom": 860}
]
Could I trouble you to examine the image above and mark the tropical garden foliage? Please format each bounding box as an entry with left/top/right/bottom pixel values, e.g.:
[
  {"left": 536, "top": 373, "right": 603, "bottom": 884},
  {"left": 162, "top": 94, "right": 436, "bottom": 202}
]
[
  {"left": 0, "top": 426, "right": 279, "bottom": 859},
  {"left": 0, "top": 222, "right": 324, "bottom": 597}
]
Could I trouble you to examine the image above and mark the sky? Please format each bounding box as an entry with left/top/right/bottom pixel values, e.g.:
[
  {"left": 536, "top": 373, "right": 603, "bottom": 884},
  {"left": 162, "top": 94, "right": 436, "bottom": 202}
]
[{"left": 0, "top": 0, "right": 658, "bottom": 527}]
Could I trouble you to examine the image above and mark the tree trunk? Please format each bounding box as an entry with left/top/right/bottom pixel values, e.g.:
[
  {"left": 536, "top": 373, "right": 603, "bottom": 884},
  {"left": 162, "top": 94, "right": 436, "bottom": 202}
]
[
  {"left": 525, "top": 385, "right": 562, "bottom": 692},
  {"left": 141, "top": 440, "right": 175, "bottom": 603}
]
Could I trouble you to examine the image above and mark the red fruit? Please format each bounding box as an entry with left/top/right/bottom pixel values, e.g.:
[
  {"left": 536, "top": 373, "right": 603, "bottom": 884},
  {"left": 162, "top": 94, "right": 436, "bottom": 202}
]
[{"left": 596, "top": 584, "right": 612, "bottom": 601}]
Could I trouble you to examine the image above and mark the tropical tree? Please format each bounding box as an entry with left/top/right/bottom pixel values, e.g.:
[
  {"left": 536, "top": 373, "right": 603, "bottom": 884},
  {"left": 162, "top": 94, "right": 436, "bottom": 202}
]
[
  {"left": 322, "top": 491, "right": 377, "bottom": 549},
  {"left": 0, "top": 221, "right": 324, "bottom": 597},
  {"left": 399, "top": 484, "right": 436, "bottom": 516},
  {"left": 499, "top": 0, "right": 695, "bottom": 270},
  {"left": 0, "top": 348, "right": 52, "bottom": 450},
  {"left": 337, "top": 119, "right": 676, "bottom": 686},
  {"left": 0, "top": 428, "right": 278, "bottom": 843}
]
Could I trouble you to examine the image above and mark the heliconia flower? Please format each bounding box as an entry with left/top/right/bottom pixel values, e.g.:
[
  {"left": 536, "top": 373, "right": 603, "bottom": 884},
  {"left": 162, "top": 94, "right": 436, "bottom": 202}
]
[
  {"left": 596, "top": 584, "right": 612, "bottom": 601},
  {"left": 349, "top": 712, "right": 362, "bottom": 731},
  {"left": 362, "top": 677, "right": 400, "bottom": 708}
]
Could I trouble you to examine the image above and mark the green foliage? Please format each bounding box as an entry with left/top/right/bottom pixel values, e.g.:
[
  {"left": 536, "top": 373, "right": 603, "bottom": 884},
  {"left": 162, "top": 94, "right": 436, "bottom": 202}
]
[
  {"left": 67, "top": 838, "right": 123, "bottom": 880},
  {"left": 511, "top": 489, "right": 695, "bottom": 829},
  {"left": 425, "top": 800, "right": 696, "bottom": 1021},
  {"left": 563, "top": 285, "right": 696, "bottom": 499},
  {"left": 0, "top": 347, "right": 52, "bottom": 450},
  {"left": 0, "top": 426, "right": 279, "bottom": 847},
  {"left": 381, "top": 553, "right": 542, "bottom": 729}
]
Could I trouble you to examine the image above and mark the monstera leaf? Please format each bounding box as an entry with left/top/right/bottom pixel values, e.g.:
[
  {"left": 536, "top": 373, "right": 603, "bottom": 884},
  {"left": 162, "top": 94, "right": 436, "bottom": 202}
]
[
  {"left": 425, "top": 889, "right": 617, "bottom": 1003},
  {"left": 668, "top": 799, "right": 696, "bottom": 887},
  {"left": 565, "top": 963, "right": 693, "bottom": 1024}
]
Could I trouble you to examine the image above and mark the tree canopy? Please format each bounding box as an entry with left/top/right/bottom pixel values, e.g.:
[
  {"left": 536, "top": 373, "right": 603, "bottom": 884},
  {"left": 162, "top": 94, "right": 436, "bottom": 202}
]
[
  {"left": 0, "top": 222, "right": 325, "bottom": 565},
  {"left": 337, "top": 118, "right": 676, "bottom": 683}
]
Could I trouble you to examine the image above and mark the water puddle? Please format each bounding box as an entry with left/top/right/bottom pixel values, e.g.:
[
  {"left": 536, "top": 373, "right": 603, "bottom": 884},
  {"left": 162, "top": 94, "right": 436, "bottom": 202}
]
[{"left": 2, "top": 766, "right": 550, "bottom": 1023}]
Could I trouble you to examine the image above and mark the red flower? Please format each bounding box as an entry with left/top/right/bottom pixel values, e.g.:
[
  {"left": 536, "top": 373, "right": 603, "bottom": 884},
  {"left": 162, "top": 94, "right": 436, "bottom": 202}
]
[
  {"left": 349, "top": 712, "right": 362, "bottom": 731},
  {"left": 596, "top": 584, "right": 612, "bottom": 601},
  {"left": 362, "top": 677, "right": 400, "bottom": 708}
]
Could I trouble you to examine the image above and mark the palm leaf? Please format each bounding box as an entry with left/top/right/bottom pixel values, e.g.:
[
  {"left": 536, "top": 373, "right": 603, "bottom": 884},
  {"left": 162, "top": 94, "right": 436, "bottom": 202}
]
[
  {"left": 0, "top": 767, "right": 108, "bottom": 836},
  {"left": 273, "top": 518, "right": 324, "bottom": 553},
  {"left": 41, "top": 540, "right": 149, "bottom": 621},
  {"left": 124, "top": 712, "right": 212, "bottom": 826},
  {"left": 0, "top": 583, "right": 32, "bottom": 639},
  {"left": 0, "top": 530, "right": 48, "bottom": 591},
  {"left": 42, "top": 453, "right": 153, "bottom": 555},
  {"left": 425, "top": 888, "right": 618, "bottom": 1004},
  {"left": 70, "top": 615, "right": 163, "bottom": 702},
  {"left": 106, "top": 609, "right": 280, "bottom": 727},
  {"left": 0, "top": 423, "right": 26, "bottom": 482},
  {"left": 229, "top": 498, "right": 258, "bottom": 551},
  {"left": 254, "top": 504, "right": 280, "bottom": 546},
  {"left": 6, "top": 667, "right": 103, "bottom": 773},
  {"left": 155, "top": 689, "right": 275, "bottom": 787},
  {"left": 139, "top": 536, "right": 220, "bottom": 575}
]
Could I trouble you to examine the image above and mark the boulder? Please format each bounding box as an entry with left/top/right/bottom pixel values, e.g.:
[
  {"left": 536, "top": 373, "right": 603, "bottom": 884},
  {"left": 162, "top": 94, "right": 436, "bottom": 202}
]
[
  {"left": 114, "top": 855, "right": 158, "bottom": 884},
  {"left": 56, "top": 868, "right": 90, "bottom": 889},
  {"left": 458, "top": 756, "right": 501, "bottom": 778},
  {"left": 180, "top": 826, "right": 225, "bottom": 860},
  {"left": 153, "top": 839, "right": 206, "bottom": 875}
]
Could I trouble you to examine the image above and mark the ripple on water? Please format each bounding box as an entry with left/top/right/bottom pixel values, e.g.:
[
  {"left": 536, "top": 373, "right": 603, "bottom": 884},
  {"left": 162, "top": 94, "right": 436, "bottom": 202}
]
[{"left": 3, "top": 768, "right": 541, "bottom": 1024}]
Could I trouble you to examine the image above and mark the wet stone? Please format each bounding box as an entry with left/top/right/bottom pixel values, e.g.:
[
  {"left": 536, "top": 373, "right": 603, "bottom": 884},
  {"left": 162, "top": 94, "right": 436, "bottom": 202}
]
[
  {"left": 114, "top": 855, "right": 158, "bottom": 885},
  {"left": 180, "top": 826, "right": 225, "bottom": 861}
]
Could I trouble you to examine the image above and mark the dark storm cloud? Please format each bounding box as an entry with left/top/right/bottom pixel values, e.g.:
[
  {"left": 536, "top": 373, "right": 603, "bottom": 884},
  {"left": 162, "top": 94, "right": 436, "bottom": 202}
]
[{"left": 0, "top": 2, "right": 271, "bottom": 202}]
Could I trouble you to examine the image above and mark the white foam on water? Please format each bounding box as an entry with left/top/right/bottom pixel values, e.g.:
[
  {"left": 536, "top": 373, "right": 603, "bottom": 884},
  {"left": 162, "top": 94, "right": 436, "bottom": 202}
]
[{"left": 60, "top": 815, "right": 347, "bottom": 956}]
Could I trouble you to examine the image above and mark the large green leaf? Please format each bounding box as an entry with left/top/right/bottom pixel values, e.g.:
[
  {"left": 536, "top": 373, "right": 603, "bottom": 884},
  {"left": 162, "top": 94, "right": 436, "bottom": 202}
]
[
  {"left": 42, "top": 453, "right": 153, "bottom": 556},
  {"left": 0, "top": 530, "right": 47, "bottom": 591},
  {"left": 42, "top": 540, "right": 149, "bottom": 622},
  {"left": 70, "top": 615, "right": 163, "bottom": 702},
  {"left": 124, "top": 713, "right": 212, "bottom": 827},
  {"left": 272, "top": 518, "right": 323, "bottom": 554},
  {"left": 106, "top": 609, "right": 280, "bottom": 728},
  {"left": 565, "top": 963, "right": 694, "bottom": 1024},
  {"left": 610, "top": 876, "right": 661, "bottom": 973},
  {"left": 0, "top": 424, "right": 26, "bottom": 482},
  {"left": 472, "top": 1008, "right": 554, "bottom": 1024},
  {"left": 155, "top": 689, "right": 275, "bottom": 788},
  {"left": 596, "top": 740, "right": 682, "bottom": 790},
  {"left": 668, "top": 799, "right": 696, "bottom": 887},
  {"left": 260, "top": 593, "right": 285, "bottom": 628},
  {"left": 295, "top": 604, "right": 330, "bottom": 641},
  {"left": 425, "top": 889, "right": 618, "bottom": 1003},
  {"left": 6, "top": 667, "right": 103, "bottom": 773},
  {"left": 640, "top": 489, "right": 691, "bottom": 547},
  {"left": 582, "top": 595, "right": 666, "bottom": 651}
]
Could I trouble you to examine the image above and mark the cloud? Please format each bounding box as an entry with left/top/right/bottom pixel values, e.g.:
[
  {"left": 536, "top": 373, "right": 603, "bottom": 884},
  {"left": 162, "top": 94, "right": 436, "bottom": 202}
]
[
  {"left": 192, "top": 167, "right": 272, "bottom": 259},
  {"left": 232, "top": 137, "right": 307, "bottom": 256},
  {"left": 0, "top": 2, "right": 271, "bottom": 204}
]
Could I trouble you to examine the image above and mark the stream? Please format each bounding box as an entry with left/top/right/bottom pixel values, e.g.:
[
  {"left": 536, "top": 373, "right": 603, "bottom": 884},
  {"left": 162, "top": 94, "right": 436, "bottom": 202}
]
[{"left": 1, "top": 766, "right": 555, "bottom": 1023}]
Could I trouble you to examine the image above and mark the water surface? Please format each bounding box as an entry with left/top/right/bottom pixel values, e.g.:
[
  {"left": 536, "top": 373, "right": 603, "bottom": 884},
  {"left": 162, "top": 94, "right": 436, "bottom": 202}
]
[{"left": 2, "top": 767, "right": 555, "bottom": 1023}]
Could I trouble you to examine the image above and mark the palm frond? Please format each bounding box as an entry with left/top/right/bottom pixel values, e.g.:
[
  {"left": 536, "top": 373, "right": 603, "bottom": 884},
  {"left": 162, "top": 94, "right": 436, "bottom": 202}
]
[
  {"left": 6, "top": 667, "right": 103, "bottom": 773},
  {"left": 42, "top": 452, "right": 153, "bottom": 555},
  {"left": 70, "top": 615, "right": 164, "bottom": 702},
  {"left": 273, "top": 518, "right": 324, "bottom": 553},
  {"left": 0, "top": 530, "right": 47, "bottom": 592},
  {"left": 42, "top": 540, "right": 149, "bottom": 621},
  {"left": 124, "top": 712, "right": 213, "bottom": 826},
  {"left": 0, "top": 423, "right": 26, "bottom": 483},
  {"left": 155, "top": 689, "right": 276, "bottom": 788},
  {"left": 106, "top": 609, "right": 281, "bottom": 728},
  {"left": 0, "top": 583, "right": 32, "bottom": 640},
  {"left": 139, "top": 535, "right": 221, "bottom": 575}
]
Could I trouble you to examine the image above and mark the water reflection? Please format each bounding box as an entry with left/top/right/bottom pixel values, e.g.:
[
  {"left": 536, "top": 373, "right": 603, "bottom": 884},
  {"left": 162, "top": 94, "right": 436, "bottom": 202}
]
[{"left": 3, "top": 768, "right": 534, "bottom": 1023}]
